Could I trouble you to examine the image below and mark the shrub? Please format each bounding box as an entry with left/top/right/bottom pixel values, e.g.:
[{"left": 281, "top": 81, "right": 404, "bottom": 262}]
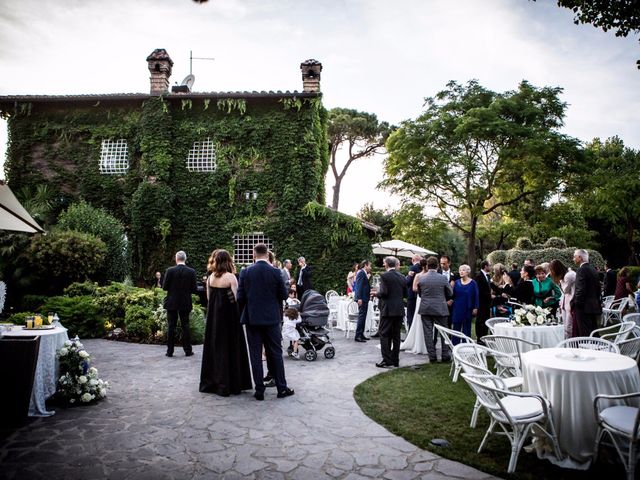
[
  {"left": 93, "top": 293, "right": 127, "bottom": 328},
  {"left": 7, "top": 311, "right": 37, "bottom": 325},
  {"left": 64, "top": 281, "right": 99, "bottom": 297},
  {"left": 57, "top": 201, "right": 130, "bottom": 282},
  {"left": 487, "top": 250, "right": 507, "bottom": 267},
  {"left": 515, "top": 237, "right": 533, "bottom": 250},
  {"left": 28, "top": 230, "right": 107, "bottom": 295},
  {"left": 124, "top": 304, "right": 156, "bottom": 340},
  {"left": 153, "top": 305, "right": 205, "bottom": 345},
  {"left": 124, "top": 289, "right": 160, "bottom": 310},
  {"left": 39, "top": 295, "right": 104, "bottom": 338},
  {"left": 543, "top": 237, "right": 567, "bottom": 249},
  {"left": 19, "top": 294, "right": 48, "bottom": 312}
]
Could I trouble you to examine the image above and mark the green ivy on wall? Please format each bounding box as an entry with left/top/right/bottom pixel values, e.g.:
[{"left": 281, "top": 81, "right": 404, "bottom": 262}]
[{"left": 3, "top": 94, "right": 372, "bottom": 291}]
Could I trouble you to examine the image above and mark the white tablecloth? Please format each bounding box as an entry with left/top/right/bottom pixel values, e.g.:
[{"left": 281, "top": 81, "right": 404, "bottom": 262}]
[
  {"left": 400, "top": 296, "right": 429, "bottom": 354},
  {"left": 3, "top": 325, "right": 69, "bottom": 416},
  {"left": 335, "top": 297, "right": 374, "bottom": 332},
  {"left": 493, "top": 322, "right": 564, "bottom": 350},
  {"left": 522, "top": 347, "right": 640, "bottom": 469}
]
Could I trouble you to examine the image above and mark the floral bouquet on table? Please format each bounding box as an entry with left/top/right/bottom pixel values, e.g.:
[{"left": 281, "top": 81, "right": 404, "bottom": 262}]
[
  {"left": 511, "top": 305, "right": 555, "bottom": 327},
  {"left": 56, "top": 337, "right": 109, "bottom": 405}
]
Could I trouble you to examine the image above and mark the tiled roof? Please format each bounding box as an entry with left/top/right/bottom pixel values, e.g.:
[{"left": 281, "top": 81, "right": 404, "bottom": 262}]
[{"left": 0, "top": 91, "right": 319, "bottom": 105}]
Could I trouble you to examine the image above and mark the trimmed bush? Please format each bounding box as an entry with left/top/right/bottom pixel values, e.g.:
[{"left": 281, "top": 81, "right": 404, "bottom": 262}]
[
  {"left": 64, "top": 281, "right": 99, "bottom": 297},
  {"left": 19, "top": 294, "right": 48, "bottom": 312},
  {"left": 543, "top": 237, "right": 567, "bottom": 249},
  {"left": 515, "top": 237, "right": 533, "bottom": 250},
  {"left": 124, "top": 304, "right": 156, "bottom": 340},
  {"left": 40, "top": 295, "right": 104, "bottom": 338},
  {"left": 153, "top": 305, "right": 205, "bottom": 345},
  {"left": 7, "top": 311, "right": 37, "bottom": 325}
]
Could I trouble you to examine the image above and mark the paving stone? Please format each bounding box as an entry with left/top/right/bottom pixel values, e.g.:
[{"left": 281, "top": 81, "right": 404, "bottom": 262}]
[{"left": 0, "top": 338, "right": 499, "bottom": 480}]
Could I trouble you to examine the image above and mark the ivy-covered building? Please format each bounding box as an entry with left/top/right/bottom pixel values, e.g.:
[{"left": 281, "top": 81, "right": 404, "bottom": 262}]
[{"left": 0, "top": 49, "right": 372, "bottom": 291}]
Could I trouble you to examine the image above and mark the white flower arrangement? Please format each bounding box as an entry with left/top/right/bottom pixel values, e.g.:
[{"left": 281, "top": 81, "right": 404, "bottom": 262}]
[
  {"left": 512, "top": 304, "right": 554, "bottom": 326},
  {"left": 56, "top": 337, "right": 108, "bottom": 405}
]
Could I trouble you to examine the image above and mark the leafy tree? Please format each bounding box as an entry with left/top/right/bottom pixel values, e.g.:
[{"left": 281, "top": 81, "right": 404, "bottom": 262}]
[
  {"left": 328, "top": 108, "right": 392, "bottom": 210},
  {"left": 356, "top": 203, "right": 395, "bottom": 240},
  {"left": 536, "top": 0, "right": 640, "bottom": 68},
  {"left": 382, "top": 80, "right": 580, "bottom": 268},
  {"left": 57, "top": 201, "right": 130, "bottom": 282},
  {"left": 391, "top": 203, "right": 466, "bottom": 266},
  {"left": 578, "top": 137, "right": 640, "bottom": 264}
]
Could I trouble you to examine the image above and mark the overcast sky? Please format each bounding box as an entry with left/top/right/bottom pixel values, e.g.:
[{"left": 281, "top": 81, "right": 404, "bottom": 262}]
[{"left": 1, "top": 0, "right": 638, "bottom": 216}]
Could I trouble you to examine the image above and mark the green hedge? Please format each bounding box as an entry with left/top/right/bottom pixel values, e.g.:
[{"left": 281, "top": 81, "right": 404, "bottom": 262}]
[
  {"left": 488, "top": 238, "right": 604, "bottom": 270},
  {"left": 40, "top": 295, "right": 104, "bottom": 339}
]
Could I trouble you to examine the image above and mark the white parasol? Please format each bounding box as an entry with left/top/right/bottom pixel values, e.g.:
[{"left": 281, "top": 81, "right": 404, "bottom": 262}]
[
  {"left": 371, "top": 239, "right": 436, "bottom": 258},
  {"left": 0, "top": 180, "right": 45, "bottom": 234}
]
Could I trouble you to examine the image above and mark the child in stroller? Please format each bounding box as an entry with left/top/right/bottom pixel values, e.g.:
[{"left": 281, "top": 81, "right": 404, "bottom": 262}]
[
  {"left": 288, "top": 290, "right": 335, "bottom": 361},
  {"left": 282, "top": 308, "right": 302, "bottom": 359}
]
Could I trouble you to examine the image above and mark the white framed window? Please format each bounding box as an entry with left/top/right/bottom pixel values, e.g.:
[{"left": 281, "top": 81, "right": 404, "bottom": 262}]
[
  {"left": 99, "top": 139, "right": 129, "bottom": 174},
  {"left": 233, "top": 232, "right": 273, "bottom": 266},
  {"left": 187, "top": 138, "right": 216, "bottom": 172}
]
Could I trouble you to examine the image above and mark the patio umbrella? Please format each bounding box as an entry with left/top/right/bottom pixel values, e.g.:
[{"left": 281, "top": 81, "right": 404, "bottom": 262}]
[
  {"left": 0, "top": 181, "right": 45, "bottom": 234},
  {"left": 371, "top": 239, "right": 436, "bottom": 258}
]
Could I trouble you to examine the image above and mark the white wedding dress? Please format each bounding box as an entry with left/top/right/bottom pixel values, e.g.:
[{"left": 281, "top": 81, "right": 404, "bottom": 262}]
[{"left": 400, "top": 296, "right": 429, "bottom": 354}]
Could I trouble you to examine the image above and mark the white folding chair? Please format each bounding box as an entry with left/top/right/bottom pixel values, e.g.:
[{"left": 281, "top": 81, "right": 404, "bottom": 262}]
[
  {"left": 434, "top": 324, "right": 475, "bottom": 382},
  {"left": 327, "top": 294, "right": 340, "bottom": 329},
  {"left": 602, "top": 297, "right": 629, "bottom": 327},
  {"left": 590, "top": 321, "right": 636, "bottom": 344},
  {"left": 594, "top": 392, "right": 640, "bottom": 480},
  {"left": 325, "top": 290, "right": 339, "bottom": 302},
  {"left": 453, "top": 343, "right": 523, "bottom": 428},
  {"left": 345, "top": 301, "right": 359, "bottom": 339},
  {"left": 481, "top": 335, "right": 541, "bottom": 378},
  {"left": 461, "top": 373, "right": 563, "bottom": 474},
  {"left": 485, "top": 317, "right": 507, "bottom": 335},
  {"left": 556, "top": 336, "right": 620, "bottom": 354}
]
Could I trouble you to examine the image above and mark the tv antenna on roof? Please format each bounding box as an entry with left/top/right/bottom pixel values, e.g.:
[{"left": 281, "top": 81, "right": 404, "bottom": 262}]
[{"left": 189, "top": 50, "right": 215, "bottom": 75}]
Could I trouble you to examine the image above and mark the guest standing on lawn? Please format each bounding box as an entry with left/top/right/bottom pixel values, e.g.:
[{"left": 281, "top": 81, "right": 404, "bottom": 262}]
[
  {"left": 450, "top": 264, "right": 479, "bottom": 344},
  {"left": 375, "top": 256, "right": 408, "bottom": 368}
]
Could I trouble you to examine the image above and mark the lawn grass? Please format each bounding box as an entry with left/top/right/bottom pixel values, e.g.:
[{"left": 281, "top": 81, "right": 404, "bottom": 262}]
[{"left": 354, "top": 362, "right": 626, "bottom": 479}]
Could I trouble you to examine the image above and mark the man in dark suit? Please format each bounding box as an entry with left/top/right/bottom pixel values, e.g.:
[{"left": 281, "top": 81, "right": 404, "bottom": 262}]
[
  {"left": 603, "top": 261, "right": 617, "bottom": 297},
  {"left": 237, "top": 243, "right": 293, "bottom": 401},
  {"left": 163, "top": 251, "right": 198, "bottom": 357},
  {"left": 405, "top": 255, "right": 422, "bottom": 329},
  {"left": 376, "top": 256, "right": 408, "bottom": 368},
  {"left": 571, "top": 249, "right": 602, "bottom": 337},
  {"left": 439, "top": 255, "right": 459, "bottom": 330},
  {"left": 353, "top": 260, "right": 372, "bottom": 342},
  {"left": 296, "top": 256, "right": 313, "bottom": 298},
  {"left": 474, "top": 260, "right": 493, "bottom": 341},
  {"left": 507, "top": 262, "right": 521, "bottom": 286}
]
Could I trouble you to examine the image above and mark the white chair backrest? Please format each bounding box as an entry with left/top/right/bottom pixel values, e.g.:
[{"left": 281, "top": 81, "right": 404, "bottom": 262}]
[
  {"left": 556, "top": 336, "right": 620, "bottom": 354},
  {"left": 485, "top": 317, "right": 507, "bottom": 334},
  {"left": 325, "top": 290, "right": 339, "bottom": 302},
  {"left": 435, "top": 324, "right": 475, "bottom": 349},
  {"left": 590, "top": 321, "right": 636, "bottom": 343},
  {"left": 606, "top": 297, "right": 628, "bottom": 312},
  {"left": 602, "top": 295, "right": 615, "bottom": 309},
  {"left": 623, "top": 312, "right": 640, "bottom": 328},
  {"left": 617, "top": 336, "right": 640, "bottom": 361},
  {"left": 347, "top": 301, "right": 359, "bottom": 317}
]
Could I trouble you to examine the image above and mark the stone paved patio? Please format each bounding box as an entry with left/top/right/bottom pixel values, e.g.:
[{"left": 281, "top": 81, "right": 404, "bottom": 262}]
[{"left": 0, "top": 334, "right": 500, "bottom": 480}]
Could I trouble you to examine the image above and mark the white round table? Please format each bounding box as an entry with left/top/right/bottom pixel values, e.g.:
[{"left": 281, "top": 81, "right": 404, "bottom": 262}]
[
  {"left": 493, "top": 322, "right": 564, "bottom": 350},
  {"left": 522, "top": 347, "right": 640, "bottom": 469},
  {"left": 3, "top": 325, "right": 69, "bottom": 416}
]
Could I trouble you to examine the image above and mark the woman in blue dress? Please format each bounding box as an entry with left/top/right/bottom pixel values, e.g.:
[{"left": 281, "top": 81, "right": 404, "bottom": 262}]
[{"left": 451, "top": 264, "right": 479, "bottom": 344}]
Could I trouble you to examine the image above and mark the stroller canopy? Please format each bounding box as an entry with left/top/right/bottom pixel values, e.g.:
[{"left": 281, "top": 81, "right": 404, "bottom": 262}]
[{"left": 300, "top": 289, "right": 330, "bottom": 319}]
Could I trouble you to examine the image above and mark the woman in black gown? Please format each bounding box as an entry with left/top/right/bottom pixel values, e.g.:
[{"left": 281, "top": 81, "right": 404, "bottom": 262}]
[{"left": 199, "top": 249, "right": 252, "bottom": 396}]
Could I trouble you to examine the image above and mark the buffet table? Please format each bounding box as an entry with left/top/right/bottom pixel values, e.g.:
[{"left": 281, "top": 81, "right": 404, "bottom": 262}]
[{"left": 3, "top": 325, "right": 69, "bottom": 416}]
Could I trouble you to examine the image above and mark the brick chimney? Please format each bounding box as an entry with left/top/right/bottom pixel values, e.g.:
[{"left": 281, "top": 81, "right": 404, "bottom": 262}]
[
  {"left": 300, "top": 59, "right": 322, "bottom": 93},
  {"left": 146, "top": 49, "right": 174, "bottom": 95}
]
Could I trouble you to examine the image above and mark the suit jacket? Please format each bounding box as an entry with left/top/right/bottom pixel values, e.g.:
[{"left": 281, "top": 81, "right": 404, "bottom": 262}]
[
  {"left": 507, "top": 269, "right": 521, "bottom": 286},
  {"left": 406, "top": 263, "right": 422, "bottom": 300},
  {"left": 504, "top": 280, "right": 534, "bottom": 305},
  {"left": 571, "top": 262, "right": 602, "bottom": 314},
  {"left": 163, "top": 264, "right": 198, "bottom": 311},
  {"left": 603, "top": 268, "right": 617, "bottom": 297},
  {"left": 417, "top": 270, "right": 453, "bottom": 316},
  {"left": 377, "top": 269, "right": 408, "bottom": 317},
  {"left": 297, "top": 265, "right": 312, "bottom": 293},
  {"left": 354, "top": 269, "right": 371, "bottom": 303},
  {"left": 237, "top": 260, "right": 288, "bottom": 326},
  {"left": 475, "top": 270, "right": 492, "bottom": 319},
  {"left": 438, "top": 268, "right": 460, "bottom": 285}
]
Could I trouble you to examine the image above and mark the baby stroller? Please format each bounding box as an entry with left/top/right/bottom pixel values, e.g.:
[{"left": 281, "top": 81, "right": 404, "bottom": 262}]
[{"left": 292, "top": 290, "right": 335, "bottom": 361}]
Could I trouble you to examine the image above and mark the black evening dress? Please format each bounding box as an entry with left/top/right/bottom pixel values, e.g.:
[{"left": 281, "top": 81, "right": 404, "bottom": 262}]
[{"left": 199, "top": 286, "right": 252, "bottom": 396}]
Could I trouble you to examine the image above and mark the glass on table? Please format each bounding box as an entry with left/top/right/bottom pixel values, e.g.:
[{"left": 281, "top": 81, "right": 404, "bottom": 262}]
[
  {"left": 47, "top": 312, "right": 54, "bottom": 324},
  {"left": 34, "top": 314, "right": 42, "bottom": 327},
  {"left": 26, "top": 316, "right": 34, "bottom": 329}
]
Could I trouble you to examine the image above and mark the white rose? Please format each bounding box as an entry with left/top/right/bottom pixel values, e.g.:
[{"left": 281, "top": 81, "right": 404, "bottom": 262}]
[
  {"left": 89, "top": 379, "right": 98, "bottom": 386},
  {"left": 526, "top": 312, "right": 536, "bottom": 325},
  {"left": 70, "top": 398, "right": 75, "bottom": 403},
  {"left": 88, "top": 367, "right": 98, "bottom": 375},
  {"left": 515, "top": 309, "right": 525, "bottom": 316},
  {"left": 59, "top": 348, "right": 68, "bottom": 356},
  {"left": 79, "top": 350, "right": 90, "bottom": 358},
  {"left": 64, "top": 340, "right": 72, "bottom": 346},
  {"left": 78, "top": 375, "right": 88, "bottom": 384},
  {"left": 536, "top": 315, "right": 546, "bottom": 325},
  {"left": 81, "top": 393, "right": 93, "bottom": 403},
  {"left": 98, "top": 388, "right": 106, "bottom": 398}
]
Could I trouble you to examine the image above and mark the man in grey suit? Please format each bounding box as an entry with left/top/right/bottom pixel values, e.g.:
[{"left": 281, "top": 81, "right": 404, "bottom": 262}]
[
  {"left": 375, "top": 256, "right": 408, "bottom": 368},
  {"left": 416, "top": 256, "right": 453, "bottom": 363}
]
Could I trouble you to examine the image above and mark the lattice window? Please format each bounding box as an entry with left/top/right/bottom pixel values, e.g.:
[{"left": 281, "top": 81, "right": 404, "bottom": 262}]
[
  {"left": 186, "top": 138, "right": 216, "bottom": 172},
  {"left": 233, "top": 232, "right": 274, "bottom": 266},
  {"left": 99, "top": 139, "right": 129, "bottom": 174}
]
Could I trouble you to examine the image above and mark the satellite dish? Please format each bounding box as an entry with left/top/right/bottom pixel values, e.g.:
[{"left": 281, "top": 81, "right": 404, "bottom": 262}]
[{"left": 181, "top": 74, "right": 195, "bottom": 90}]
